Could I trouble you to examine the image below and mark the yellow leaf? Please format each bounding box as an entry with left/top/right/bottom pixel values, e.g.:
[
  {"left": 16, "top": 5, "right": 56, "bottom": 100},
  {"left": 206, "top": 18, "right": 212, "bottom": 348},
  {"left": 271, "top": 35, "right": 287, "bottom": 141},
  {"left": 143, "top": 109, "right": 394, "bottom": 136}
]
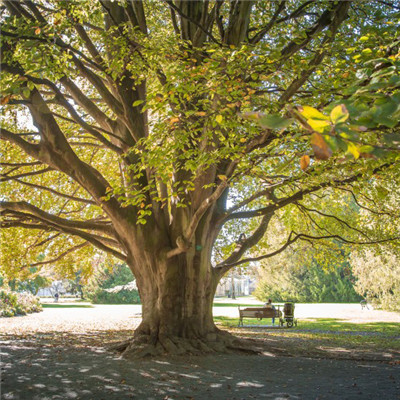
[
  {"left": 300, "top": 155, "right": 310, "bottom": 171},
  {"left": 35, "top": 27, "right": 41, "bottom": 35},
  {"left": 330, "top": 104, "right": 349, "bottom": 124},
  {"left": 308, "top": 119, "right": 331, "bottom": 133},
  {"left": 196, "top": 111, "right": 207, "bottom": 116},
  {"left": 240, "top": 138, "right": 247, "bottom": 143},
  {"left": 347, "top": 142, "right": 360, "bottom": 159},
  {"left": 218, "top": 175, "right": 227, "bottom": 181},
  {"left": 299, "top": 106, "right": 329, "bottom": 121},
  {"left": 241, "top": 112, "right": 260, "bottom": 120},
  {"left": 216, "top": 115, "right": 223, "bottom": 124},
  {"left": 170, "top": 117, "right": 180, "bottom": 124}
]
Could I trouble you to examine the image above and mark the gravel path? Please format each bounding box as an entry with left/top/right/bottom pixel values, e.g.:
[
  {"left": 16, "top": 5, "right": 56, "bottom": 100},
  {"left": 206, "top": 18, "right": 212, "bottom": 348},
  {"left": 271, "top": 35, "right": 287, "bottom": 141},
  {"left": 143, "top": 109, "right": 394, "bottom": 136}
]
[
  {"left": 1, "top": 301, "right": 400, "bottom": 399},
  {"left": 0, "top": 305, "right": 142, "bottom": 335},
  {"left": 1, "top": 345, "right": 399, "bottom": 400},
  {"left": 1, "top": 301, "right": 399, "bottom": 335}
]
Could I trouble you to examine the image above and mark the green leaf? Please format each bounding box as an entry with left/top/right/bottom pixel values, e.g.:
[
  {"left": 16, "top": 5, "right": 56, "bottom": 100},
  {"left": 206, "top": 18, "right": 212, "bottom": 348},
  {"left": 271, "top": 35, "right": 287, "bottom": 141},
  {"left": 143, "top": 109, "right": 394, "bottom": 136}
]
[
  {"left": 376, "top": 185, "right": 389, "bottom": 198},
  {"left": 323, "top": 135, "right": 340, "bottom": 152},
  {"left": 216, "top": 114, "right": 223, "bottom": 124},
  {"left": 373, "top": 115, "right": 397, "bottom": 128},
  {"left": 22, "top": 88, "right": 30, "bottom": 98},
  {"left": 259, "top": 114, "right": 293, "bottom": 129},
  {"left": 359, "top": 145, "right": 375, "bottom": 153},
  {"left": 383, "top": 133, "right": 400, "bottom": 147},
  {"left": 299, "top": 106, "right": 329, "bottom": 121},
  {"left": 388, "top": 75, "right": 400, "bottom": 87},
  {"left": 330, "top": 105, "right": 349, "bottom": 124},
  {"left": 132, "top": 100, "right": 144, "bottom": 107}
]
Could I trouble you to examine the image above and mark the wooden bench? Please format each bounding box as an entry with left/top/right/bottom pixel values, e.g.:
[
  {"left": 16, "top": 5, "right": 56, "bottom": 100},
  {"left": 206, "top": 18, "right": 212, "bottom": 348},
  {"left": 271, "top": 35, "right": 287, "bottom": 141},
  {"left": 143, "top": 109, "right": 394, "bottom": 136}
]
[{"left": 238, "top": 307, "right": 282, "bottom": 327}]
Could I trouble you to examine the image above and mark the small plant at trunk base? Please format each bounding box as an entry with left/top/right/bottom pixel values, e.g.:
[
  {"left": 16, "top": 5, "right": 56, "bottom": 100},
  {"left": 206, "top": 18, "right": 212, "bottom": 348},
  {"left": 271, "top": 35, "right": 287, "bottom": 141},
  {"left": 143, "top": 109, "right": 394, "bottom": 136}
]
[{"left": 1, "top": 1, "right": 399, "bottom": 357}]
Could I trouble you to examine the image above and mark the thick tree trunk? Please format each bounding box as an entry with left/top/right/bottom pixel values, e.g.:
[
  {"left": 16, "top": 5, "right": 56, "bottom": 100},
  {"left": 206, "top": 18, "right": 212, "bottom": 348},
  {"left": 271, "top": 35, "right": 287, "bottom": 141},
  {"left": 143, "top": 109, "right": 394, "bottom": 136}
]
[{"left": 114, "top": 242, "right": 247, "bottom": 358}]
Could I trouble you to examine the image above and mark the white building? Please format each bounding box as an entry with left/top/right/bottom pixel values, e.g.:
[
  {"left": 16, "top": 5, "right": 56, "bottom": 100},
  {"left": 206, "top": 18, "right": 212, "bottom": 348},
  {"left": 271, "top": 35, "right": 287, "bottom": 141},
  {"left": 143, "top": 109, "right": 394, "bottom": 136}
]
[{"left": 215, "top": 275, "right": 256, "bottom": 297}]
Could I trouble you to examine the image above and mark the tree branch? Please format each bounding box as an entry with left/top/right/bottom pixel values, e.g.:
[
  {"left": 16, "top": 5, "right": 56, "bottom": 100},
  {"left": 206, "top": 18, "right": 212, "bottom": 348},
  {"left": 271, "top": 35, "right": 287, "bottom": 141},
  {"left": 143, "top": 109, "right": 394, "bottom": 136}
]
[
  {"left": 29, "top": 242, "right": 90, "bottom": 267},
  {"left": 279, "top": 2, "right": 351, "bottom": 104},
  {"left": 9, "top": 177, "right": 96, "bottom": 205},
  {"left": 1, "top": 209, "right": 127, "bottom": 261},
  {"left": 217, "top": 213, "right": 273, "bottom": 269},
  {"left": 164, "top": 0, "right": 221, "bottom": 45},
  {"left": 216, "top": 231, "right": 400, "bottom": 271},
  {"left": 296, "top": 202, "right": 372, "bottom": 240},
  {"left": 0, "top": 201, "right": 114, "bottom": 236},
  {"left": 250, "top": 1, "right": 286, "bottom": 44},
  {"left": 0, "top": 167, "right": 53, "bottom": 182},
  {"left": 185, "top": 180, "right": 228, "bottom": 242}
]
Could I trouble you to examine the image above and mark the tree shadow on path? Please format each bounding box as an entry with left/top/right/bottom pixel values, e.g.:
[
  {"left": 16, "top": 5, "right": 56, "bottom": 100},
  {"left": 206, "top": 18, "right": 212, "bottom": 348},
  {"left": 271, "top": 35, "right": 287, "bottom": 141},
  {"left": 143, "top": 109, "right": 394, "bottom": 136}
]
[{"left": 1, "top": 331, "right": 399, "bottom": 400}]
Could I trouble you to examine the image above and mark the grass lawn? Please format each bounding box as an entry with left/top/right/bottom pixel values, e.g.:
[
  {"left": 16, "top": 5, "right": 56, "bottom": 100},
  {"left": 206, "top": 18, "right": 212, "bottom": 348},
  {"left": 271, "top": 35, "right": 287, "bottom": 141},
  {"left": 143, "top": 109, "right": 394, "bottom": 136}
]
[
  {"left": 214, "top": 316, "right": 400, "bottom": 353},
  {"left": 42, "top": 304, "right": 94, "bottom": 308},
  {"left": 212, "top": 302, "right": 262, "bottom": 307}
]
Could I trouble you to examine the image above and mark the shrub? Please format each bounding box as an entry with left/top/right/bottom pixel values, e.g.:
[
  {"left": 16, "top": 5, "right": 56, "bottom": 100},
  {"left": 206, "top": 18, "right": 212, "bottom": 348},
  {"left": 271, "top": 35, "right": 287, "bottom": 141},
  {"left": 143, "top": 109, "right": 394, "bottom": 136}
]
[
  {"left": 0, "top": 289, "right": 42, "bottom": 317},
  {"left": 90, "top": 288, "right": 140, "bottom": 304}
]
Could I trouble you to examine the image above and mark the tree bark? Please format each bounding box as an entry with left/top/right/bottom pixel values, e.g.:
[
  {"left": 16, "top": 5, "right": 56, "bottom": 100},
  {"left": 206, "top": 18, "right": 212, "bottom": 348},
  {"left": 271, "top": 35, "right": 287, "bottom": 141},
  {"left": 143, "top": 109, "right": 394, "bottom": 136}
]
[{"left": 116, "top": 234, "right": 248, "bottom": 358}]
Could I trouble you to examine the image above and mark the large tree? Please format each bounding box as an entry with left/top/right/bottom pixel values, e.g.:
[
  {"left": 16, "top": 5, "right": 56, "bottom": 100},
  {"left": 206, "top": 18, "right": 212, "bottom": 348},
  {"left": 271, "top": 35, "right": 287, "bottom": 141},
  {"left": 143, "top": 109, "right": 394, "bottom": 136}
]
[{"left": 1, "top": 1, "right": 399, "bottom": 357}]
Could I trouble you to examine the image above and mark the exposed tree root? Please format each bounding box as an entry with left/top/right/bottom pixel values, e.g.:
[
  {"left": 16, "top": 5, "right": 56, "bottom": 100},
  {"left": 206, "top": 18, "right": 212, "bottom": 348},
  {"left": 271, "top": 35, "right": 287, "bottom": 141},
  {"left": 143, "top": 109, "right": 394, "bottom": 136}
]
[{"left": 109, "top": 329, "right": 260, "bottom": 359}]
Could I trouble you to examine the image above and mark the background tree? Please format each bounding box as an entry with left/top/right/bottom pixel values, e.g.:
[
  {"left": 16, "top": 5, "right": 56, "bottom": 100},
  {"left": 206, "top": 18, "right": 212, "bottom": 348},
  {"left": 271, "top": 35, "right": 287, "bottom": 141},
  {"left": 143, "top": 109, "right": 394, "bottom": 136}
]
[
  {"left": 1, "top": 1, "right": 399, "bottom": 357},
  {"left": 349, "top": 179, "right": 400, "bottom": 310},
  {"left": 351, "top": 248, "right": 400, "bottom": 310},
  {"left": 254, "top": 243, "right": 362, "bottom": 304}
]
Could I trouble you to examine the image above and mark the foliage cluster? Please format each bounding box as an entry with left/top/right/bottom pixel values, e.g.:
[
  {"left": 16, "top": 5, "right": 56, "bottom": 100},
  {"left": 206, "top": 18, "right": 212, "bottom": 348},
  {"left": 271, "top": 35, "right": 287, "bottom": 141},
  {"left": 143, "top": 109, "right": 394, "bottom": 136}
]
[
  {"left": 351, "top": 248, "right": 400, "bottom": 311},
  {"left": 90, "top": 289, "right": 140, "bottom": 305},
  {"left": 6, "top": 270, "right": 51, "bottom": 296},
  {"left": 254, "top": 261, "right": 361, "bottom": 303},
  {"left": 0, "top": 288, "right": 42, "bottom": 317},
  {"left": 85, "top": 263, "right": 140, "bottom": 304},
  {"left": 98, "top": 263, "right": 134, "bottom": 289}
]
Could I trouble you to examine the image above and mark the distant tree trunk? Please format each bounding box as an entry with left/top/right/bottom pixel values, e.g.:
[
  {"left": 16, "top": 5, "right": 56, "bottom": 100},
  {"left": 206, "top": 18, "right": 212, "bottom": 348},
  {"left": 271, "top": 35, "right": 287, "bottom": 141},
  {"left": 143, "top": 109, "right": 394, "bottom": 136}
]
[{"left": 231, "top": 271, "right": 236, "bottom": 300}]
